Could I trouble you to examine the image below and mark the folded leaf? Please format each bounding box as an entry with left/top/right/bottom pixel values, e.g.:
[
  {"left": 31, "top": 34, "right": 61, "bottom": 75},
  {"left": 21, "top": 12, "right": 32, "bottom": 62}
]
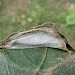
[{"left": 0, "top": 23, "right": 74, "bottom": 52}]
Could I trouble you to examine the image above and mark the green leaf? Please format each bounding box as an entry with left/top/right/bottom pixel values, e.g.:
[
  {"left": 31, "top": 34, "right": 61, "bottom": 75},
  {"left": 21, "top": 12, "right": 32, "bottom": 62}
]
[{"left": 0, "top": 48, "right": 75, "bottom": 75}]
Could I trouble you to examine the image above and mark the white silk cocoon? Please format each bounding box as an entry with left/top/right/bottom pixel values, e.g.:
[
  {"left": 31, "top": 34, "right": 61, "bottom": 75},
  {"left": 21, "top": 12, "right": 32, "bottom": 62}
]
[{"left": 9, "top": 31, "right": 63, "bottom": 49}]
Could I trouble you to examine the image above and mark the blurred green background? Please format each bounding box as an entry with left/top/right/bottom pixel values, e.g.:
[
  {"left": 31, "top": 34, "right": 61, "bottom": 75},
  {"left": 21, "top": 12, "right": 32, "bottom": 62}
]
[{"left": 0, "top": 0, "right": 75, "bottom": 48}]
